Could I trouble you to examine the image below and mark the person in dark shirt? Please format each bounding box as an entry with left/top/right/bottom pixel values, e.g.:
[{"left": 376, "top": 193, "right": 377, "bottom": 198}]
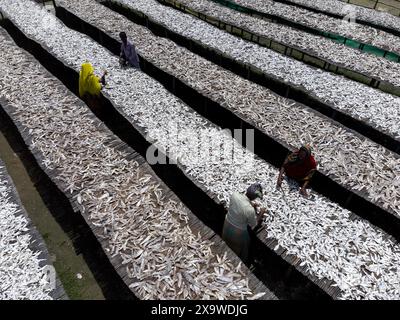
[{"left": 119, "top": 32, "right": 140, "bottom": 70}]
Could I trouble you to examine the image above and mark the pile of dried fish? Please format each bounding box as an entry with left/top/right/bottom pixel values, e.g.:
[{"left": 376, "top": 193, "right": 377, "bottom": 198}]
[
  {"left": 112, "top": 0, "right": 400, "bottom": 140},
  {"left": 0, "top": 165, "right": 53, "bottom": 300},
  {"left": 175, "top": 0, "right": 400, "bottom": 88},
  {"left": 286, "top": 0, "right": 400, "bottom": 34},
  {"left": 0, "top": 29, "right": 260, "bottom": 300},
  {"left": 4, "top": 0, "right": 400, "bottom": 299},
  {"left": 55, "top": 0, "right": 400, "bottom": 221},
  {"left": 222, "top": 0, "right": 400, "bottom": 56}
]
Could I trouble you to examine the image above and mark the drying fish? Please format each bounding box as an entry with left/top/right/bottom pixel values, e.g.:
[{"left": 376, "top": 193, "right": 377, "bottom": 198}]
[
  {"left": 285, "top": 0, "right": 400, "bottom": 35},
  {"left": 2, "top": 0, "right": 400, "bottom": 300},
  {"left": 227, "top": 0, "right": 400, "bottom": 56},
  {"left": 55, "top": 0, "right": 400, "bottom": 218},
  {"left": 0, "top": 164, "right": 54, "bottom": 300},
  {"left": 0, "top": 28, "right": 260, "bottom": 300},
  {"left": 174, "top": 0, "right": 400, "bottom": 88},
  {"left": 112, "top": 0, "right": 400, "bottom": 140}
]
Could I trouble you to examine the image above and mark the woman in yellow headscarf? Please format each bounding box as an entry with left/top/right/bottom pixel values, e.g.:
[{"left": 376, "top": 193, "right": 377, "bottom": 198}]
[{"left": 79, "top": 62, "right": 107, "bottom": 109}]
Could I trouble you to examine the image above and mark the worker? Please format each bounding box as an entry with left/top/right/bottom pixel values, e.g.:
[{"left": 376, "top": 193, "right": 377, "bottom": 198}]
[
  {"left": 79, "top": 62, "right": 107, "bottom": 110},
  {"left": 222, "top": 183, "right": 266, "bottom": 263},
  {"left": 119, "top": 32, "right": 140, "bottom": 70},
  {"left": 277, "top": 145, "right": 317, "bottom": 197}
]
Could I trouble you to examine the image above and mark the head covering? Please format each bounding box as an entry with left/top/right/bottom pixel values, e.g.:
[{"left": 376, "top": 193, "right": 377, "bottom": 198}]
[
  {"left": 287, "top": 144, "right": 312, "bottom": 164},
  {"left": 246, "top": 183, "right": 263, "bottom": 201},
  {"left": 79, "top": 62, "right": 102, "bottom": 98},
  {"left": 299, "top": 145, "right": 312, "bottom": 157},
  {"left": 284, "top": 144, "right": 317, "bottom": 182}
]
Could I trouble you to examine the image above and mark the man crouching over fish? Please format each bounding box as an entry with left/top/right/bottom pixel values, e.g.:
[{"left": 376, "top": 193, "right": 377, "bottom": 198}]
[{"left": 222, "top": 183, "right": 266, "bottom": 263}]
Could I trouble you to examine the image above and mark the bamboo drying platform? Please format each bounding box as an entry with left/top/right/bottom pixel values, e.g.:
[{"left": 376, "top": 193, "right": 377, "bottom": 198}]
[
  {"left": 209, "top": 0, "right": 400, "bottom": 60},
  {"left": 273, "top": 0, "right": 400, "bottom": 38},
  {"left": 102, "top": 0, "right": 400, "bottom": 156},
  {"left": 3, "top": 4, "right": 400, "bottom": 298},
  {"left": 0, "top": 158, "right": 67, "bottom": 300},
  {"left": 157, "top": 0, "right": 400, "bottom": 97},
  {"left": 0, "top": 84, "right": 275, "bottom": 300},
  {"left": 0, "top": 28, "right": 274, "bottom": 300},
  {"left": 95, "top": 89, "right": 349, "bottom": 300},
  {"left": 54, "top": 2, "right": 400, "bottom": 242},
  {"left": 0, "top": 16, "right": 327, "bottom": 299},
  {"left": 0, "top": 11, "right": 323, "bottom": 299}
]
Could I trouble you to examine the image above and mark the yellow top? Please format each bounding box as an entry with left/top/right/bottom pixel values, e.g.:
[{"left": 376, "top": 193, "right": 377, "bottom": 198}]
[{"left": 79, "top": 62, "right": 102, "bottom": 98}]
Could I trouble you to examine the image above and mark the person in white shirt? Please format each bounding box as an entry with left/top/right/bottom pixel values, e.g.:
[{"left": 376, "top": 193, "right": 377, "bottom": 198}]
[{"left": 222, "top": 183, "right": 266, "bottom": 263}]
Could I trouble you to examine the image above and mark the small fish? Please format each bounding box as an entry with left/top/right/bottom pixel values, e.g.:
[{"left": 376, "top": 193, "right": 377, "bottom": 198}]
[{"left": 0, "top": 164, "right": 55, "bottom": 300}]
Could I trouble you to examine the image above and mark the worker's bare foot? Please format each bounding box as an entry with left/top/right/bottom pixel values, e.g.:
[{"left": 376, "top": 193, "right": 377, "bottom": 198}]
[{"left": 300, "top": 188, "right": 308, "bottom": 197}]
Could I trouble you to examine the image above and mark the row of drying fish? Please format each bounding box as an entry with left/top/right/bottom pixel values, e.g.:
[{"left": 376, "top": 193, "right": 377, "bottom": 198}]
[
  {"left": 286, "top": 0, "right": 400, "bottom": 34},
  {"left": 0, "top": 164, "right": 53, "bottom": 300},
  {"left": 55, "top": 0, "right": 400, "bottom": 225},
  {"left": 0, "top": 28, "right": 261, "bottom": 300},
  {"left": 226, "top": 0, "right": 400, "bottom": 56},
  {"left": 113, "top": 0, "right": 400, "bottom": 141},
  {"left": 6, "top": 0, "right": 400, "bottom": 299},
  {"left": 175, "top": 0, "right": 400, "bottom": 88}
]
